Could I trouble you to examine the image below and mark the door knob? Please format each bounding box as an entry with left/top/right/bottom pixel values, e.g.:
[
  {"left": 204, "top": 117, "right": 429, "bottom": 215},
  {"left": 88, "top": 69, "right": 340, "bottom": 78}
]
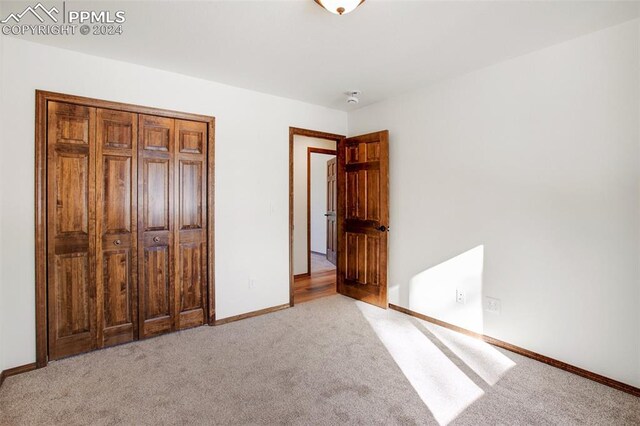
[
  {"left": 153, "top": 236, "right": 160, "bottom": 243},
  {"left": 113, "top": 239, "right": 121, "bottom": 246},
  {"left": 377, "top": 225, "right": 388, "bottom": 232}
]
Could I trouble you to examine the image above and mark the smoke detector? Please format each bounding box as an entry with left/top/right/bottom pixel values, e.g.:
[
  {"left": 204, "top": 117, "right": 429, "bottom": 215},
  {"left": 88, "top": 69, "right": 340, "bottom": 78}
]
[{"left": 346, "top": 91, "right": 361, "bottom": 105}]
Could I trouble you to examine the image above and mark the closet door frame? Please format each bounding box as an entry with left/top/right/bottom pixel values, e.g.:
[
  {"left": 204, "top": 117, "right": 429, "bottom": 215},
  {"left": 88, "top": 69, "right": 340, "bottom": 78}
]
[{"left": 35, "top": 90, "right": 215, "bottom": 368}]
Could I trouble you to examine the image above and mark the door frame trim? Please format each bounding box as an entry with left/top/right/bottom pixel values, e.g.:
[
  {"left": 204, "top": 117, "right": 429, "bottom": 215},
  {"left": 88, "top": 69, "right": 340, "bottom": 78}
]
[
  {"left": 34, "top": 90, "right": 216, "bottom": 368},
  {"left": 289, "top": 127, "right": 344, "bottom": 306},
  {"left": 306, "top": 147, "right": 337, "bottom": 277}
]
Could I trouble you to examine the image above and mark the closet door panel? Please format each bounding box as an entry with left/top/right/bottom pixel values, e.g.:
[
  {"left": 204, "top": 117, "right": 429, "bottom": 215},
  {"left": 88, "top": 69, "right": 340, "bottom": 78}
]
[
  {"left": 54, "top": 253, "right": 90, "bottom": 337},
  {"left": 179, "top": 242, "right": 203, "bottom": 311},
  {"left": 103, "top": 157, "right": 132, "bottom": 232},
  {"left": 47, "top": 102, "right": 97, "bottom": 360},
  {"left": 179, "top": 160, "right": 203, "bottom": 230},
  {"left": 175, "top": 120, "right": 207, "bottom": 330},
  {"left": 177, "top": 237, "right": 205, "bottom": 328},
  {"left": 55, "top": 153, "right": 89, "bottom": 234},
  {"left": 142, "top": 237, "right": 173, "bottom": 337},
  {"left": 103, "top": 250, "right": 132, "bottom": 326},
  {"left": 138, "top": 115, "right": 175, "bottom": 338},
  {"left": 144, "top": 159, "right": 170, "bottom": 231},
  {"left": 144, "top": 244, "right": 171, "bottom": 318},
  {"left": 96, "top": 109, "right": 137, "bottom": 347}
]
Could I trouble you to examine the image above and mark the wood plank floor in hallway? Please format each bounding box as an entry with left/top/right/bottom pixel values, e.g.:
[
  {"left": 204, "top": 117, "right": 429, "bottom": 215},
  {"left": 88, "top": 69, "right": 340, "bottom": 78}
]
[{"left": 294, "top": 252, "right": 336, "bottom": 304}]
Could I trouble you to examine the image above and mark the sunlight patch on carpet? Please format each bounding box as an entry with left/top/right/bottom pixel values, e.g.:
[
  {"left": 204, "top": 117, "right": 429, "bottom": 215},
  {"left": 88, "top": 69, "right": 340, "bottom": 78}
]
[
  {"left": 418, "top": 320, "right": 515, "bottom": 386},
  {"left": 356, "top": 301, "right": 484, "bottom": 425}
]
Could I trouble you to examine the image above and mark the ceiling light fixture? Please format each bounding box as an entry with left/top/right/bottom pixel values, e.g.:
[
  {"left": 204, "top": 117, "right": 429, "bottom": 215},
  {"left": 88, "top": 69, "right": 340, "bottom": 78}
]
[{"left": 314, "top": 0, "right": 365, "bottom": 16}]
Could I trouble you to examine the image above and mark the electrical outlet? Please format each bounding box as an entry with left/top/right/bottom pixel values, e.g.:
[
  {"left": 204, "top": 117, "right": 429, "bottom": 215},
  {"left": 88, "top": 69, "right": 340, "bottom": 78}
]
[
  {"left": 248, "top": 277, "right": 256, "bottom": 289},
  {"left": 456, "top": 289, "right": 465, "bottom": 304},
  {"left": 485, "top": 296, "right": 501, "bottom": 314}
]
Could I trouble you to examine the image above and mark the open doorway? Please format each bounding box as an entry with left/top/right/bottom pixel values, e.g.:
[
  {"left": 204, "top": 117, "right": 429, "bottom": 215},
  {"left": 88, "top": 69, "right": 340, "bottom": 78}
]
[
  {"left": 300, "top": 147, "right": 337, "bottom": 303},
  {"left": 289, "top": 127, "right": 390, "bottom": 308},
  {"left": 289, "top": 128, "right": 343, "bottom": 305},
  {"left": 310, "top": 149, "right": 337, "bottom": 268}
]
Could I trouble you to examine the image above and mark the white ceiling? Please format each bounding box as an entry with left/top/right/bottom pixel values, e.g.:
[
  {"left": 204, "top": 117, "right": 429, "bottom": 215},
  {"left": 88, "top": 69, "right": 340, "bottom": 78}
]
[{"left": 8, "top": 0, "right": 640, "bottom": 110}]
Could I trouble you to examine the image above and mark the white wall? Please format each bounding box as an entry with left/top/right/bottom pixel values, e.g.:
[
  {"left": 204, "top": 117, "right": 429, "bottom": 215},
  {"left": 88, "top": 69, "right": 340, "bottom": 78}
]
[
  {"left": 0, "top": 0, "right": 5, "bottom": 373},
  {"left": 0, "top": 37, "right": 346, "bottom": 371},
  {"left": 638, "top": 21, "right": 640, "bottom": 387},
  {"left": 310, "top": 153, "right": 335, "bottom": 254},
  {"left": 293, "top": 136, "right": 336, "bottom": 275},
  {"left": 349, "top": 20, "right": 640, "bottom": 387}
]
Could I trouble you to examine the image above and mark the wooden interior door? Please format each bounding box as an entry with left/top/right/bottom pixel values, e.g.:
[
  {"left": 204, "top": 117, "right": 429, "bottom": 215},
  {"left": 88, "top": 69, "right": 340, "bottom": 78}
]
[
  {"left": 174, "top": 119, "right": 208, "bottom": 330},
  {"left": 138, "top": 114, "right": 175, "bottom": 338},
  {"left": 326, "top": 157, "right": 337, "bottom": 265},
  {"left": 96, "top": 109, "right": 138, "bottom": 348},
  {"left": 47, "top": 101, "right": 97, "bottom": 359},
  {"left": 337, "top": 131, "right": 389, "bottom": 308}
]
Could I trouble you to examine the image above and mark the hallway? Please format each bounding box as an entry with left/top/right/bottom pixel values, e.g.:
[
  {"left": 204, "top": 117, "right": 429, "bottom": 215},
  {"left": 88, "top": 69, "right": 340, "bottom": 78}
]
[{"left": 294, "top": 252, "right": 336, "bottom": 304}]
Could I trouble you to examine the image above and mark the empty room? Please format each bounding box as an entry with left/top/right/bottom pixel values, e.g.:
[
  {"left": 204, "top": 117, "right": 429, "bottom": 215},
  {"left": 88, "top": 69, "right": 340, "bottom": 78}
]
[{"left": 0, "top": 0, "right": 639, "bottom": 424}]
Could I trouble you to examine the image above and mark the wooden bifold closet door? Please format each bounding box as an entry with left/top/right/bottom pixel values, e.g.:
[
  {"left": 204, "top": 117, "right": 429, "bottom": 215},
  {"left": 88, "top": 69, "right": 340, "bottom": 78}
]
[
  {"left": 46, "top": 99, "right": 210, "bottom": 360},
  {"left": 96, "top": 109, "right": 139, "bottom": 348},
  {"left": 137, "top": 115, "right": 208, "bottom": 338},
  {"left": 47, "top": 101, "right": 97, "bottom": 359}
]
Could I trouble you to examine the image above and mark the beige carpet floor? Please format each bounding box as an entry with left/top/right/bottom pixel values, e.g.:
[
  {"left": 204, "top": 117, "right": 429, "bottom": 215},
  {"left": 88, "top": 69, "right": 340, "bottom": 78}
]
[{"left": 1, "top": 295, "right": 639, "bottom": 425}]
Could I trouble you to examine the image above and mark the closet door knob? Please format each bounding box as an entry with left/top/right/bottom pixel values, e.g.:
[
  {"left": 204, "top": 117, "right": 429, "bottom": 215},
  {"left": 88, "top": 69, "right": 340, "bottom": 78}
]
[
  {"left": 114, "top": 239, "right": 121, "bottom": 246},
  {"left": 153, "top": 236, "right": 160, "bottom": 243}
]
